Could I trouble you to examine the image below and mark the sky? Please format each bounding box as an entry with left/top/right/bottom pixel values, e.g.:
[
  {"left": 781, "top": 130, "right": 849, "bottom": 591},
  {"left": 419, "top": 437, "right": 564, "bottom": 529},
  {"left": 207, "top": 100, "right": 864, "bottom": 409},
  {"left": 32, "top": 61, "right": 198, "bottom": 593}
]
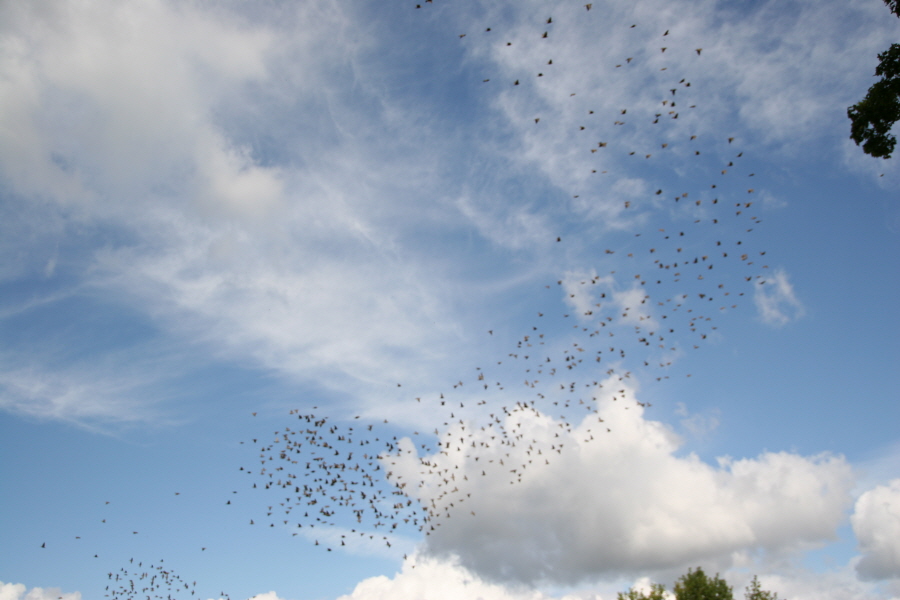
[{"left": 0, "top": 0, "right": 899, "bottom": 599}]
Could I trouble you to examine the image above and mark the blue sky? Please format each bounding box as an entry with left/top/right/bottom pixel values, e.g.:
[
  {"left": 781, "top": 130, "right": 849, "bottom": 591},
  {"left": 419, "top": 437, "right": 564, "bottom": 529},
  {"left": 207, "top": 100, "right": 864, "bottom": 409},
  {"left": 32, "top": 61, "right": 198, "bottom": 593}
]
[{"left": 1, "top": 1, "right": 899, "bottom": 599}]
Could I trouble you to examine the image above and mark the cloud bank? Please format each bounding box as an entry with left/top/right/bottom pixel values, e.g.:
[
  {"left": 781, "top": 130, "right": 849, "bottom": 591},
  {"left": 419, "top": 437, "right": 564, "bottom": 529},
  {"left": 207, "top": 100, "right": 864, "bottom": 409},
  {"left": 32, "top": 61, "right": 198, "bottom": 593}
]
[
  {"left": 385, "top": 381, "right": 854, "bottom": 585},
  {"left": 853, "top": 479, "right": 900, "bottom": 581}
]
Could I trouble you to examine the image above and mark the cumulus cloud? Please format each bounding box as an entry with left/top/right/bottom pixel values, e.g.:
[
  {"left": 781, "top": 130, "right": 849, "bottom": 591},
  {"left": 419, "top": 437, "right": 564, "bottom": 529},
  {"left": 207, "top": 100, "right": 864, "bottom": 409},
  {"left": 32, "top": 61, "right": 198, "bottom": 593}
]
[
  {"left": 754, "top": 269, "right": 804, "bottom": 326},
  {"left": 736, "top": 566, "right": 900, "bottom": 600},
  {"left": 386, "top": 381, "right": 853, "bottom": 585},
  {"left": 337, "top": 554, "right": 598, "bottom": 600},
  {"left": 853, "top": 479, "right": 900, "bottom": 581},
  {"left": 0, "top": 582, "right": 80, "bottom": 600}
]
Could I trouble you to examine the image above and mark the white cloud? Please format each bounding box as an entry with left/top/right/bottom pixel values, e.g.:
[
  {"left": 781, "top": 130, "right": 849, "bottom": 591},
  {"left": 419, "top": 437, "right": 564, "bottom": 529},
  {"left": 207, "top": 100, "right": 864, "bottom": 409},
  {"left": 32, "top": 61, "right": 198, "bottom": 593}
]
[
  {"left": 0, "top": 582, "right": 80, "bottom": 600},
  {"left": 753, "top": 268, "right": 804, "bottom": 326},
  {"left": 384, "top": 380, "right": 854, "bottom": 585},
  {"left": 338, "top": 554, "right": 597, "bottom": 600},
  {"left": 853, "top": 479, "right": 900, "bottom": 581}
]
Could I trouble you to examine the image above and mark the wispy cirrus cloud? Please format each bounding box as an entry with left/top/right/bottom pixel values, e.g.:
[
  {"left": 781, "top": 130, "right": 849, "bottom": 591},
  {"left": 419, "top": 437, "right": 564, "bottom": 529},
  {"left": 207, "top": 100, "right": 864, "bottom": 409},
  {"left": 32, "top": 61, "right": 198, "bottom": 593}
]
[{"left": 0, "top": 0, "right": 531, "bottom": 425}]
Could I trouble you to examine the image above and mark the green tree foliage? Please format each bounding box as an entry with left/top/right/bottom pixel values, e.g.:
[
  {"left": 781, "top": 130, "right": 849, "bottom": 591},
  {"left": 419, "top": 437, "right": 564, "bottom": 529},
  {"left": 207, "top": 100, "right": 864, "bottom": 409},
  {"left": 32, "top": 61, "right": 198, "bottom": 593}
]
[
  {"left": 673, "top": 567, "right": 733, "bottom": 600},
  {"left": 847, "top": 1, "right": 900, "bottom": 158},
  {"left": 848, "top": 44, "right": 900, "bottom": 158},
  {"left": 743, "top": 575, "right": 780, "bottom": 600},
  {"left": 617, "top": 569, "right": 781, "bottom": 600}
]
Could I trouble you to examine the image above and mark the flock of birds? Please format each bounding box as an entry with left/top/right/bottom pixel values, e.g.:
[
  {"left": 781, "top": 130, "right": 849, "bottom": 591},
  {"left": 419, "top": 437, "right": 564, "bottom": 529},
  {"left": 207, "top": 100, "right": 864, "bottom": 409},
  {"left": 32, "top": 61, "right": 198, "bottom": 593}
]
[
  {"left": 104, "top": 559, "right": 230, "bottom": 600},
  {"left": 239, "top": 0, "right": 769, "bottom": 558},
  {"left": 36, "top": 2, "right": 773, "bottom": 598}
]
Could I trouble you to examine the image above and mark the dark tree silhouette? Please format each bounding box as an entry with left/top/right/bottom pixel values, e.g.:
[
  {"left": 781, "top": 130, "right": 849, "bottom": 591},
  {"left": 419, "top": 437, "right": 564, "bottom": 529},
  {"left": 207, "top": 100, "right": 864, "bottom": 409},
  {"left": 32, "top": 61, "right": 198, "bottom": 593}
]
[{"left": 847, "top": 1, "right": 900, "bottom": 158}]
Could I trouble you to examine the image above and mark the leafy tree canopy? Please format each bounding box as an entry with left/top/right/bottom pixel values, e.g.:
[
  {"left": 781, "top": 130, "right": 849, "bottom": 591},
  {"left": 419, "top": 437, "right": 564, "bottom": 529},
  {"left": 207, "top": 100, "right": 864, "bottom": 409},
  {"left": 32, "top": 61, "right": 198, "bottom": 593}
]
[
  {"left": 617, "top": 568, "right": 781, "bottom": 600},
  {"left": 847, "top": 1, "right": 900, "bottom": 158},
  {"left": 673, "top": 567, "right": 733, "bottom": 600},
  {"left": 848, "top": 44, "right": 900, "bottom": 158}
]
